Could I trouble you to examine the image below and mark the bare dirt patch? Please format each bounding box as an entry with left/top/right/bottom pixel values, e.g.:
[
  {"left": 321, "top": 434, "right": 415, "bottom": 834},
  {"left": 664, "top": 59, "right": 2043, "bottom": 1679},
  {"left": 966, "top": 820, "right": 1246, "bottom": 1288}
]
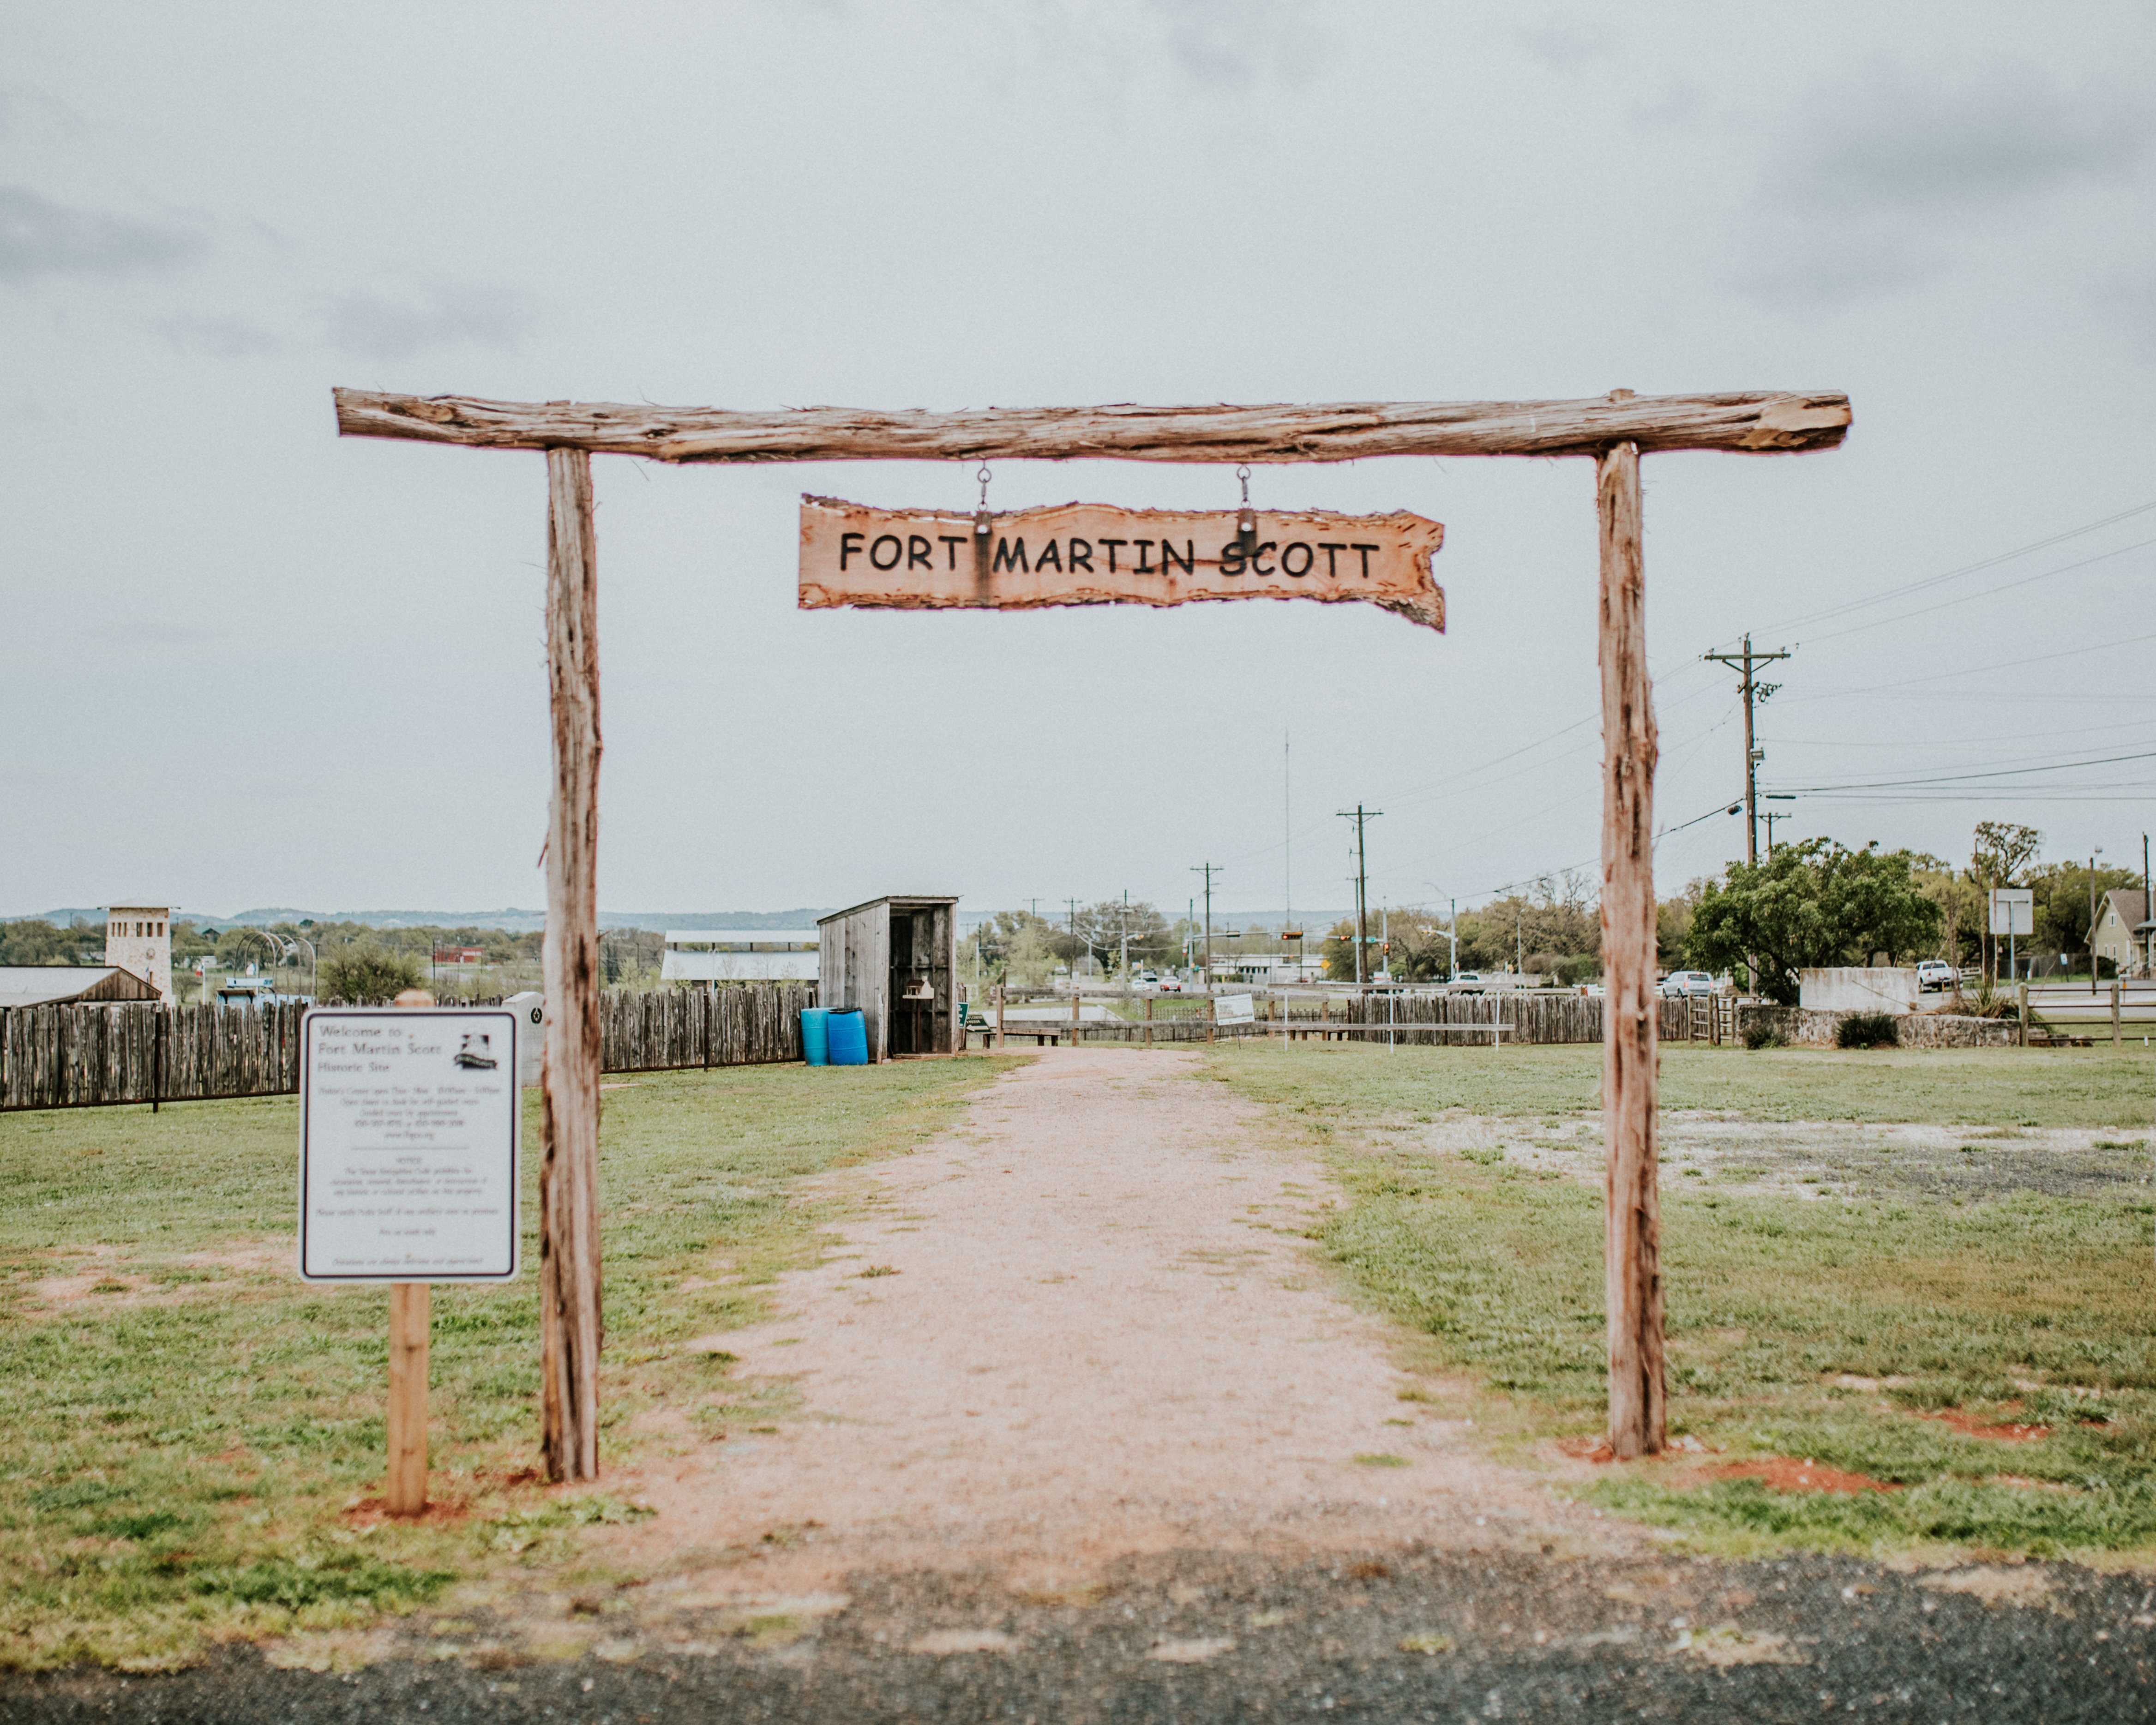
[
  {"left": 598, "top": 1049, "right": 1617, "bottom": 1602},
  {"left": 1716, "top": 1458, "right": 1897, "bottom": 1495},
  {"left": 1926, "top": 1409, "right": 2051, "bottom": 1443}
]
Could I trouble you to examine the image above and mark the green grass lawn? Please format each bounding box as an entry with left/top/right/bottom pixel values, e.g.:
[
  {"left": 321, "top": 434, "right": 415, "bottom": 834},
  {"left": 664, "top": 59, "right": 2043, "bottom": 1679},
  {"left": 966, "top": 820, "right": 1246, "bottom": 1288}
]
[
  {"left": 1206, "top": 1041, "right": 2156, "bottom": 1559},
  {"left": 0, "top": 1058, "right": 1018, "bottom": 1670}
]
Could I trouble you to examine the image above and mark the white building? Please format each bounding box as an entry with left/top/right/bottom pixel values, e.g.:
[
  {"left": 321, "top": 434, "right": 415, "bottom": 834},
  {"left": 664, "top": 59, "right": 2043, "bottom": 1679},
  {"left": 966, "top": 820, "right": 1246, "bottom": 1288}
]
[
  {"left": 661, "top": 929, "right": 820, "bottom": 983},
  {"left": 104, "top": 904, "right": 174, "bottom": 999}
]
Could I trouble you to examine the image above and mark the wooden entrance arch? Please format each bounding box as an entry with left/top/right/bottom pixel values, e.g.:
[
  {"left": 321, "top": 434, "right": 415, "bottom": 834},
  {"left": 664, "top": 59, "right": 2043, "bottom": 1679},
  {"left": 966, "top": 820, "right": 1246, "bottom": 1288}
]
[{"left": 335, "top": 385, "right": 1851, "bottom": 1475}]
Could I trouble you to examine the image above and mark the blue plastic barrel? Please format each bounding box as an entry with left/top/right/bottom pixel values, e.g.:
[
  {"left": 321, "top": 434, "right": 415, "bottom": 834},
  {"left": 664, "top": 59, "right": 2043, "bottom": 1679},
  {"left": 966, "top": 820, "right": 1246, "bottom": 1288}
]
[
  {"left": 827, "top": 1007, "right": 868, "bottom": 1066},
  {"left": 800, "top": 1007, "right": 830, "bottom": 1066}
]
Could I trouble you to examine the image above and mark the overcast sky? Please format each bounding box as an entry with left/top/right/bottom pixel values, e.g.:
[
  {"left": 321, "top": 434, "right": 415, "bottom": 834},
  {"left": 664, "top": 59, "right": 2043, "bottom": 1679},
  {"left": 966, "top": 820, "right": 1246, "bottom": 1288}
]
[{"left": 6, "top": 2, "right": 2154, "bottom": 925}]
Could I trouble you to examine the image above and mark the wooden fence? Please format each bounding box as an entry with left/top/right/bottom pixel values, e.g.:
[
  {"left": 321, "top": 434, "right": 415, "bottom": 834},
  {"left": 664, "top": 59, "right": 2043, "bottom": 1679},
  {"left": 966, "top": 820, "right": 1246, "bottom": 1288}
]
[
  {"left": 1024, "top": 991, "right": 1706, "bottom": 1047},
  {"left": 0, "top": 983, "right": 820, "bottom": 1111},
  {"left": 597, "top": 982, "right": 817, "bottom": 1073}
]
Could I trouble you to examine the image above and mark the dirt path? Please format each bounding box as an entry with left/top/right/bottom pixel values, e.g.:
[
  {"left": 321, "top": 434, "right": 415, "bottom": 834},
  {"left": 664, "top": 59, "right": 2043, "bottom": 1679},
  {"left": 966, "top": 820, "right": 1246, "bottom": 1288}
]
[{"left": 612, "top": 1046, "right": 1616, "bottom": 1593}]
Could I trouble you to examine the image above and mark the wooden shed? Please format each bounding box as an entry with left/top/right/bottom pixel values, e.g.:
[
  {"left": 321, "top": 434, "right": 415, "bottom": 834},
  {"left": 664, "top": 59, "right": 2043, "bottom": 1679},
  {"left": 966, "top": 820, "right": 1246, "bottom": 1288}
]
[{"left": 816, "top": 896, "right": 960, "bottom": 1061}]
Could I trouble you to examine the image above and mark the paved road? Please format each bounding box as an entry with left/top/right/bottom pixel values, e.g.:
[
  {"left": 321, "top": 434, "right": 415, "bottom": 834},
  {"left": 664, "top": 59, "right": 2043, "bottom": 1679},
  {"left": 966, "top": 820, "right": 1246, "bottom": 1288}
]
[{"left": 7, "top": 1550, "right": 2150, "bottom": 1722}]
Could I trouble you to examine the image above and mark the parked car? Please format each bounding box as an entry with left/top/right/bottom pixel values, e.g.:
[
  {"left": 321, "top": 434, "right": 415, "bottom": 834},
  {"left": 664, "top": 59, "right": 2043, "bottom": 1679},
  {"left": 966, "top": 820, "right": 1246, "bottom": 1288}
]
[
  {"left": 1659, "top": 971, "right": 1717, "bottom": 998},
  {"left": 1135, "top": 970, "right": 1159, "bottom": 988},
  {"left": 1916, "top": 959, "right": 1958, "bottom": 991},
  {"left": 1449, "top": 971, "right": 1485, "bottom": 994},
  {"left": 1156, "top": 974, "right": 1183, "bottom": 993}
]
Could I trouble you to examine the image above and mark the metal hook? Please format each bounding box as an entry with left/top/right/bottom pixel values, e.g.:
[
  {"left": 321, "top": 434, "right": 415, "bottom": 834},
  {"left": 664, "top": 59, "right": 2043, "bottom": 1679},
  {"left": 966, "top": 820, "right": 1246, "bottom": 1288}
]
[
  {"left": 1234, "top": 464, "right": 1257, "bottom": 557},
  {"left": 976, "top": 463, "right": 993, "bottom": 511}
]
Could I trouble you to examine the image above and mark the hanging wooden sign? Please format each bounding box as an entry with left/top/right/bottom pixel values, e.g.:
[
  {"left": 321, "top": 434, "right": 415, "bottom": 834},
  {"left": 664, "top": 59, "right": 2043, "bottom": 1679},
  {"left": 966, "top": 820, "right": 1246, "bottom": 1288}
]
[{"left": 798, "top": 496, "right": 1445, "bottom": 630}]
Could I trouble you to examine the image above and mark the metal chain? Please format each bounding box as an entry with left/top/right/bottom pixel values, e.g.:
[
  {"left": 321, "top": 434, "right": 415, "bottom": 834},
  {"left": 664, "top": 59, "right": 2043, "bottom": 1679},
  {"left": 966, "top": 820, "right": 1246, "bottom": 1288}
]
[
  {"left": 1236, "top": 463, "right": 1251, "bottom": 506},
  {"left": 977, "top": 463, "right": 993, "bottom": 511}
]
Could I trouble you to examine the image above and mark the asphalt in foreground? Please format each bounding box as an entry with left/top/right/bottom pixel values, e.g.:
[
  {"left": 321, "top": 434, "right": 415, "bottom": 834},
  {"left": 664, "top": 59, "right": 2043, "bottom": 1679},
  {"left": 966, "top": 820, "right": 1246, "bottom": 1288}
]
[{"left": 6, "top": 1549, "right": 2152, "bottom": 1723}]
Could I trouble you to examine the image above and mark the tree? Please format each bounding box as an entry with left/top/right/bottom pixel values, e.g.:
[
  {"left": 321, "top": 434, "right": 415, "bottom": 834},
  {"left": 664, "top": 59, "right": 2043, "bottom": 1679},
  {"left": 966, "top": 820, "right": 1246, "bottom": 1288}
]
[
  {"left": 1066, "top": 899, "right": 1175, "bottom": 977},
  {"left": 1686, "top": 840, "right": 1943, "bottom": 1006},
  {"left": 319, "top": 943, "right": 426, "bottom": 1003},
  {"left": 1971, "top": 821, "right": 2042, "bottom": 890},
  {"left": 1657, "top": 880, "right": 1710, "bottom": 970},
  {"left": 2028, "top": 859, "right": 2141, "bottom": 960}
]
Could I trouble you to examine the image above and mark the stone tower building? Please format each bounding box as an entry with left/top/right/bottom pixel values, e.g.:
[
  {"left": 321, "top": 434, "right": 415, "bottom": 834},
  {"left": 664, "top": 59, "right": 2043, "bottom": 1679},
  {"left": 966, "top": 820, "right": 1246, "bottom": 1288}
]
[{"left": 105, "top": 905, "right": 174, "bottom": 1000}]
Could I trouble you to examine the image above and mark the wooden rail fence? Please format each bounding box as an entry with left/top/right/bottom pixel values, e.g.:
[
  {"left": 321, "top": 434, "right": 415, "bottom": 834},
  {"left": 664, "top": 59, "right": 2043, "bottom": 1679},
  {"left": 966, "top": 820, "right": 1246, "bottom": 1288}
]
[
  {"left": 0, "top": 983, "right": 820, "bottom": 1111},
  {"left": 1009, "top": 992, "right": 1705, "bottom": 1046}
]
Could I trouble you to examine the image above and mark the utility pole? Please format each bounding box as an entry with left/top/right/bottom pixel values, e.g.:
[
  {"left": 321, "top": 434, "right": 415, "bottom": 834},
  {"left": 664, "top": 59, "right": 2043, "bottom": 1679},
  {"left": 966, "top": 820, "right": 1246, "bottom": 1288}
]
[
  {"left": 1283, "top": 731, "right": 1292, "bottom": 941},
  {"left": 1336, "top": 806, "right": 1381, "bottom": 988},
  {"left": 1119, "top": 889, "right": 1129, "bottom": 993},
  {"left": 1067, "top": 897, "right": 1080, "bottom": 989},
  {"left": 1190, "top": 864, "right": 1220, "bottom": 990},
  {"left": 1763, "top": 792, "right": 1794, "bottom": 855},
  {"left": 2090, "top": 848, "right": 2104, "bottom": 994},
  {"left": 1703, "top": 634, "right": 1792, "bottom": 866}
]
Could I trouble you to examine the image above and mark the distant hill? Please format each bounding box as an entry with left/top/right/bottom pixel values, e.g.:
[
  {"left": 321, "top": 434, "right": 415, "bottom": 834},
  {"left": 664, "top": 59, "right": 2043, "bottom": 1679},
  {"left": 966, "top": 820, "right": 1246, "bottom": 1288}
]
[{"left": 6, "top": 906, "right": 842, "bottom": 934}]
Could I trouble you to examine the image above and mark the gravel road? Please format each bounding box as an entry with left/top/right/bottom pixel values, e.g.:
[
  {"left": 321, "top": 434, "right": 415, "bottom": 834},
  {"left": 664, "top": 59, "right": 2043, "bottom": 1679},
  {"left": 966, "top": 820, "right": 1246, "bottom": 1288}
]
[{"left": 6, "top": 1548, "right": 2150, "bottom": 1722}]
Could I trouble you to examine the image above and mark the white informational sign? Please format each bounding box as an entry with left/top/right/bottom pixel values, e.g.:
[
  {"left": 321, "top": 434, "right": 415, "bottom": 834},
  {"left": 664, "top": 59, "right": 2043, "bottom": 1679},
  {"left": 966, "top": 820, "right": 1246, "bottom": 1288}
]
[
  {"left": 1213, "top": 992, "right": 1256, "bottom": 1026},
  {"left": 299, "top": 1009, "right": 520, "bottom": 1283},
  {"left": 1988, "top": 889, "right": 2034, "bottom": 938}
]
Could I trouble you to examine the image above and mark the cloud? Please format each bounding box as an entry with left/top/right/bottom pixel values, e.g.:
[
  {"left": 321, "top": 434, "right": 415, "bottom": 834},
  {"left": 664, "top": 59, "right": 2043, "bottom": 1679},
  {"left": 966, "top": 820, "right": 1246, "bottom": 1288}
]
[
  {"left": 1769, "top": 72, "right": 2147, "bottom": 219},
  {"left": 1733, "top": 69, "right": 2152, "bottom": 308},
  {"left": 0, "top": 184, "right": 204, "bottom": 282},
  {"left": 159, "top": 313, "right": 279, "bottom": 358},
  {"left": 321, "top": 281, "right": 528, "bottom": 360},
  {"left": 1515, "top": 20, "right": 1612, "bottom": 73},
  {"left": 1146, "top": 0, "right": 1300, "bottom": 88}
]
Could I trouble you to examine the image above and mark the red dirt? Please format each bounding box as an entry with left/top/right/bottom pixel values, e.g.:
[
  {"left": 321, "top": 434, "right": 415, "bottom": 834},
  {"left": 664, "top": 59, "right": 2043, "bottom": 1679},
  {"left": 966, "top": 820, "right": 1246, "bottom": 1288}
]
[
  {"left": 340, "top": 1496, "right": 472, "bottom": 1529},
  {"left": 1717, "top": 1458, "right": 1897, "bottom": 1494},
  {"left": 1927, "top": 1410, "right": 2050, "bottom": 1443}
]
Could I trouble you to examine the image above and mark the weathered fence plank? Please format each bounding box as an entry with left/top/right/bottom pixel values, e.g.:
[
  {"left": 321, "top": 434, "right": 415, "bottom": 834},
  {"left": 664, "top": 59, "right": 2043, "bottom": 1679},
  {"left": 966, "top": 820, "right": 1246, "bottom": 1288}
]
[{"left": 1, "top": 983, "right": 820, "bottom": 1110}]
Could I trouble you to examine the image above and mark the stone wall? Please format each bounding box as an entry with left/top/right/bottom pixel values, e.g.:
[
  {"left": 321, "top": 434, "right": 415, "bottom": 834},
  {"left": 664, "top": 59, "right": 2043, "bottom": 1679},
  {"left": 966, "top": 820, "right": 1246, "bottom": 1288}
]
[{"left": 1738, "top": 1004, "right": 2018, "bottom": 1050}]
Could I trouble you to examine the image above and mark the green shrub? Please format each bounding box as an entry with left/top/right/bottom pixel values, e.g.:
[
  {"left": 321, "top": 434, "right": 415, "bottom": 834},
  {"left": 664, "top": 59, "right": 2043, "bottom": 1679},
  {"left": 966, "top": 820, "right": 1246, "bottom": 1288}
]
[
  {"left": 317, "top": 943, "right": 426, "bottom": 1003},
  {"left": 1743, "top": 1019, "right": 1784, "bottom": 1051},
  {"left": 1836, "top": 1012, "right": 1900, "bottom": 1050}
]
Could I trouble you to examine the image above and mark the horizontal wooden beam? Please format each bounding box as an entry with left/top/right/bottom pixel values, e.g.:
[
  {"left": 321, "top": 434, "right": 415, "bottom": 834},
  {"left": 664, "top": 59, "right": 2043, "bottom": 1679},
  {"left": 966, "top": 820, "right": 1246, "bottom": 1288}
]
[{"left": 332, "top": 388, "right": 1849, "bottom": 463}]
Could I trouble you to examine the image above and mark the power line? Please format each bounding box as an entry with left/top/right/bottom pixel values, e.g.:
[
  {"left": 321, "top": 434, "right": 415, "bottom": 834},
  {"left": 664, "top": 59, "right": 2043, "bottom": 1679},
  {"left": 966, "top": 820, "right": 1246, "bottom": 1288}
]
[
  {"left": 1774, "top": 746, "right": 2156, "bottom": 796},
  {"left": 1793, "top": 533, "right": 2156, "bottom": 647},
  {"left": 1793, "top": 627, "right": 2156, "bottom": 700},
  {"left": 1757, "top": 493, "right": 2156, "bottom": 634}
]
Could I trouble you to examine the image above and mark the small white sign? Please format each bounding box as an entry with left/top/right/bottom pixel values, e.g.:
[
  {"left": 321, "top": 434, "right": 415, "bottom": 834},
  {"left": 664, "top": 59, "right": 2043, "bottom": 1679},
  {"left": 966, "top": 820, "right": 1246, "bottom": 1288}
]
[
  {"left": 1213, "top": 992, "right": 1256, "bottom": 1026},
  {"left": 299, "top": 1009, "right": 520, "bottom": 1282},
  {"left": 1988, "top": 889, "right": 2033, "bottom": 937}
]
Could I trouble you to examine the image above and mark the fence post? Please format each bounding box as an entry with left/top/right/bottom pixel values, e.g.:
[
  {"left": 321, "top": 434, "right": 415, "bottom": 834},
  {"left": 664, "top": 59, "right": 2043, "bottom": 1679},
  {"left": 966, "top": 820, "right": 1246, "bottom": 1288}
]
[
  {"left": 2018, "top": 982, "right": 2029, "bottom": 1049},
  {"left": 2112, "top": 980, "right": 2122, "bottom": 1048}
]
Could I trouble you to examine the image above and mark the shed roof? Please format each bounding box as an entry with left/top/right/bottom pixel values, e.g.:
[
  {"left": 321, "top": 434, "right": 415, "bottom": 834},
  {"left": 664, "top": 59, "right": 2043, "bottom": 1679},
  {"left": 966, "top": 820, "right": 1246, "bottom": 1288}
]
[
  {"left": 817, "top": 896, "right": 959, "bottom": 926},
  {"left": 0, "top": 966, "right": 164, "bottom": 1010}
]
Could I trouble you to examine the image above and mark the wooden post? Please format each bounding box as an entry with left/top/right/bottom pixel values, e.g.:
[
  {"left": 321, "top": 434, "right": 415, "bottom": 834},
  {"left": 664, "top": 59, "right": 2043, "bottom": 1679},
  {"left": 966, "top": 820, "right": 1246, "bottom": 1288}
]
[
  {"left": 1144, "top": 994, "right": 1153, "bottom": 1047},
  {"left": 386, "top": 1282, "right": 430, "bottom": 1513},
  {"left": 1597, "top": 432, "right": 1666, "bottom": 1460},
  {"left": 993, "top": 983, "right": 1004, "bottom": 1050},
  {"left": 541, "top": 447, "right": 605, "bottom": 1485},
  {"left": 2018, "top": 982, "right": 2030, "bottom": 1049},
  {"left": 2113, "top": 980, "right": 2122, "bottom": 1048},
  {"left": 1070, "top": 987, "right": 1080, "bottom": 1046},
  {"left": 387, "top": 986, "right": 437, "bottom": 1514}
]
